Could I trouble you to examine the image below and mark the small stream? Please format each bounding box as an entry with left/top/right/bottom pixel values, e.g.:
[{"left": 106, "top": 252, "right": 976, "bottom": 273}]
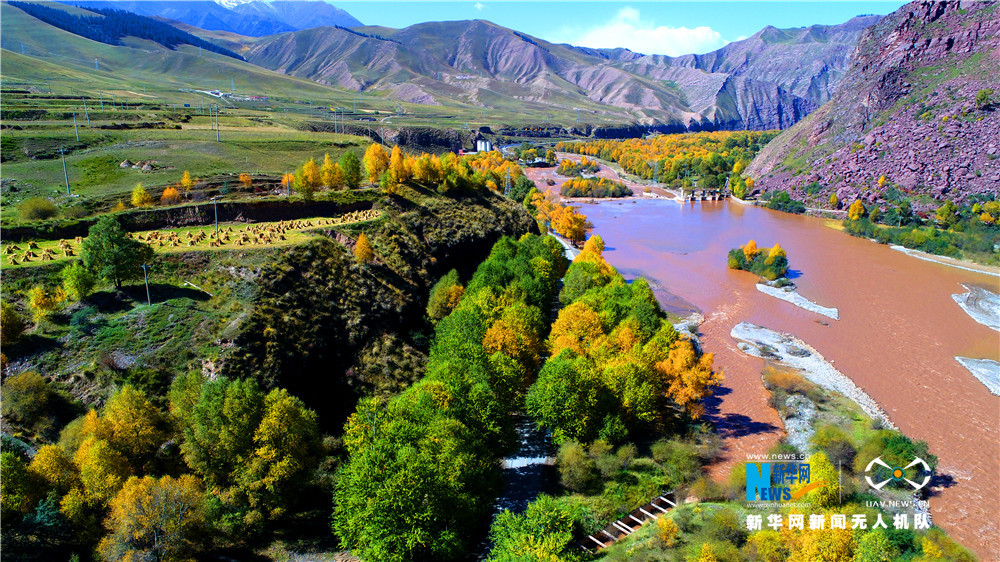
[{"left": 494, "top": 415, "right": 557, "bottom": 514}]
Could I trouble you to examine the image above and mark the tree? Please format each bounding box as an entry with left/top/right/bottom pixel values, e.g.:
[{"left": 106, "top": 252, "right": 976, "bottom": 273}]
[
  {"left": 354, "top": 232, "right": 374, "bottom": 264},
  {"left": 321, "top": 153, "right": 344, "bottom": 188},
  {"left": 27, "top": 285, "right": 66, "bottom": 324},
  {"left": 848, "top": 200, "right": 866, "bottom": 221},
  {"left": 801, "top": 451, "right": 838, "bottom": 508},
  {"left": 294, "top": 158, "right": 321, "bottom": 200},
  {"left": 131, "top": 183, "right": 153, "bottom": 207},
  {"left": 545, "top": 149, "right": 557, "bottom": 165},
  {"left": 744, "top": 530, "right": 787, "bottom": 562},
  {"left": 29, "top": 445, "right": 80, "bottom": 495},
  {"left": 0, "top": 301, "right": 26, "bottom": 346},
  {"left": 101, "top": 386, "right": 166, "bottom": 468},
  {"left": 340, "top": 150, "right": 362, "bottom": 189},
  {"left": 98, "top": 475, "right": 205, "bottom": 562},
  {"left": 389, "top": 145, "right": 410, "bottom": 184},
  {"left": 935, "top": 201, "right": 959, "bottom": 228},
  {"left": 74, "top": 436, "right": 132, "bottom": 503},
  {"left": 180, "top": 170, "right": 194, "bottom": 193},
  {"left": 548, "top": 301, "right": 604, "bottom": 357},
  {"left": 745, "top": 177, "right": 755, "bottom": 194},
  {"left": 112, "top": 199, "right": 126, "bottom": 212},
  {"left": 853, "top": 528, "right": 899, "bottom": 562},
  {"left": 160, "top": 186, "right": 181, "bottom": 205},
  {"left": 239, "top": 173, "right": 253, "bottom": 190},
  {"left": 829, "top": 193, "right": 839, "bottom": 208},
  {"left": 1, "top": 452, "right": 40, "bottom": 519},
  {"left": 363, "top": 143, "right": 389, "bottom": 185},
  {"left": 696, "top": 543, "right": 719, "bottom": 562},
  {"left": 655, "top": 339, "right": 723, "bottom": 419},
  {"left": 427, "top": 269, "right": 464, "bottom": 322},
  {"left": 61, "top": 262, "right": 97, "bottom": 301},
  {"left": 82, "top": 216, "right": 155, "bottom": 289},
  {"left": 743, "top": 239, "right": 759, "bottom": 261}
]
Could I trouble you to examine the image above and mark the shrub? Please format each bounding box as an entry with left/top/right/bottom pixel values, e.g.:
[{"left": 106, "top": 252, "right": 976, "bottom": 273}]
[
  {"left": 160, "top": 186, "right": 181, "bottom": 205},
  {"left": 0, "top": 371, "right": 51, "bottom": 425},
  {"left": 556, "top": 441, "right": 595, "bottom": 492},
  {"left": 61, "top": 262, "right": 98, "bottom": 301},
  {"left": 19, "top": 197, "right": 58, "bottom": 221},
  {"left": 1, "top": 301, "right": 26, "bottom": 345}
]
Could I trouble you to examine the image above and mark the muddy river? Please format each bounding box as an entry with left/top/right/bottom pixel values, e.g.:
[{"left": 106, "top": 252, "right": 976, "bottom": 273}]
[{"left": 527, "top": 162, "right": 999, "bottom": 558}]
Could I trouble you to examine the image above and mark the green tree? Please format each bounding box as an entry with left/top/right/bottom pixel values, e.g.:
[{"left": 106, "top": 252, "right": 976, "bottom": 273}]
[
  {"left": 340, "top": 150, "right": 362, "bottom": 189},
  {"left": 935, "top": 201, "right": 959, "bottom": 228},
  {"left": 27, "top": 285, "right": 66, "bottom": 324},
  {"left": 81, "top": 216, "right": 155, "bottom": 289},
  {"left": 488, "top": 494, "right": 580, "bottom": 561},
  {"left": 1, "top": 452, "right": 41, "bottom": 519},
  {"left": 555, "top": 441, "right": 594, "bottom": 491},
  {"left": 853, "top": 528, "right": 899, "bottom": 562},
  {"left": 61, "top": 262, "right": 98, "bottom": 301}
]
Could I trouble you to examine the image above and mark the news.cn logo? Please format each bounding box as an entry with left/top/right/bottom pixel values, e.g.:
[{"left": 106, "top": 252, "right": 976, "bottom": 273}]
[{"left": 864, "top": 456, "right": 932, "bottom": 491}]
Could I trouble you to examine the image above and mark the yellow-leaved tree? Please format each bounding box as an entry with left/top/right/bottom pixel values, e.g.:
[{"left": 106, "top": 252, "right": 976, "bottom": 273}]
[
  {"left": 848, "top": 200, "right": 866, "bottom": 221},
  {"left": 655, "top": 339, "right": 723, "bottom": 419},
  {"left": 160, "top": 186, "right": 181, "bottom": 205},
  {"left": 180, "top": 170, "right": 194, "bottom": 192},
  {"left": 98, "top": 474, "right": 205, "bottom": 562},
  {"left": 743, "top": 239, "right": 759, "bottom": 261},
  {"left": 389, "top": 145, "right": 411, "bottom": 184},
  {"left": 363, "top": 143, "right": 389, "bottom": 185},
  {"left": 548, "top": 301, "right": 605, "bottom": 357},
  {"left": 354, "top": 232, "right": 374, "bottom": 264},
  {"left": 131, "top": 183, "right": 153, "bottom": 207}
]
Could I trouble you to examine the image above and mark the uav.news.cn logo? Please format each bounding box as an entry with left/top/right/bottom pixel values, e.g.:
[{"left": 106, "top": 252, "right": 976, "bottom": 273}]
[{"left": 864, "top": 456, "right": 932, "bottom": 491}]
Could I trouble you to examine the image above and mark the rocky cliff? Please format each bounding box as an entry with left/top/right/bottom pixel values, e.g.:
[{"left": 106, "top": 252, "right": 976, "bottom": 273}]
[{"left": 746, "top": 1, "right": 1000, "bottom": 209}]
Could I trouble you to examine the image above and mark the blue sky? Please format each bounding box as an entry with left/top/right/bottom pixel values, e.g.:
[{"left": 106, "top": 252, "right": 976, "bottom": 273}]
[{"left": 336, "top": 1, "right": 908, "bottom": 56}]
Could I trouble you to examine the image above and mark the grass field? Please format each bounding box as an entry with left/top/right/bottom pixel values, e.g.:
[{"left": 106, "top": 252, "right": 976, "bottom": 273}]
[{"left": 1, "top": 209, "right": 383, "bottom": 270}]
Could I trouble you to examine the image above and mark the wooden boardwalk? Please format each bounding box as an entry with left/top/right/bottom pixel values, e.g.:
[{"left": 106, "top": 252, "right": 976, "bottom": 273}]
[{"left": 577, "top": 491, "right": 678, "bottom": 552}]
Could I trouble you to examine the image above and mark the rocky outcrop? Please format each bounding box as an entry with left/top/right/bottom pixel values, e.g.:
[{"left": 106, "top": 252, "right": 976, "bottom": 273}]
[{"left": 747, "top": 1, "right": 1000, "bottom": 209}]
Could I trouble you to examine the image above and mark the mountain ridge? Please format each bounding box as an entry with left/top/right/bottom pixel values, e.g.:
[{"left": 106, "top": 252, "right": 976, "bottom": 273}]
[{"left": 237, "top": 15, "right": 881, "bottom": 130}]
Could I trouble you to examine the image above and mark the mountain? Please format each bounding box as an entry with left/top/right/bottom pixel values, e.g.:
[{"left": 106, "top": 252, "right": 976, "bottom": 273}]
[
  {"left": 746, "top": 1, "right": 1000, "bottom": 208},
  {"left": 62, "top": 0, "right": 361, "bottom": 37},
  {"left": 238, "top": 16, "right": 879, "bottom": 130}
]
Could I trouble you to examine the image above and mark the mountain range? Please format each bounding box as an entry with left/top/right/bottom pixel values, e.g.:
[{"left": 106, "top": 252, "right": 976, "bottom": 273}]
[
  {"left": 234, "top": 15, "right": 880, "bottom": 130},
  {"left": 62, "top": 0, "right": 362, "bottom": 37},
  {"left": 43, "top": 0, "right": 880, "bottom": 131}
]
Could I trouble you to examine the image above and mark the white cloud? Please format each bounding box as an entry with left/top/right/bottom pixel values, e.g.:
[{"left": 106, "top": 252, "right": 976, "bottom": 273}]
[
  {"left": 552, "top": 7, "right": 728, "bottom": 57},
  {"left": 474, "top": 2, "right": 484, "bottom": 11}
]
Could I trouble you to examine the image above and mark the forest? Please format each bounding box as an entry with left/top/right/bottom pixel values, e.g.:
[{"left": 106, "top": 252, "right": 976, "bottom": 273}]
[
  {"left": 555, "top": 131, "right": 778, "bottom": 191},
  {"left": 560, "top": 177, "right": 633, "bottom": 199}
]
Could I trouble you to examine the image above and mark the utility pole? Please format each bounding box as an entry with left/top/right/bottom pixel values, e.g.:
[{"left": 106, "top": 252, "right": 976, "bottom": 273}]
[
  {"left": 95, "top": 57, "right": 98, "bottom": 71},
  {"left": 72, "top": 112, "right": 80, "bottom": 141},
  {"left": 140, "top": 265, "right": 151, "bottom": 305},
  {"left": 215, "top": 105, "right": 220, "bottom": 142},
  {"left": 82, "top": 97, "right": 90, "bottom": 125},
  {"left": 211, "top": 196, "right": 221, "bottom": 239},
  {"left": 59, "top": 148, "right": 70, "bottom": 195}
]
